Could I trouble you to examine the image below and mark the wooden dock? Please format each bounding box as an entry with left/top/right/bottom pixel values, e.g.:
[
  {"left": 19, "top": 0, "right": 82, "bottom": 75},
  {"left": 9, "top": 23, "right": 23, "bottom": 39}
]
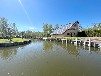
[{"left": 42, "top": 37, "right": 101, "bottom": 48}]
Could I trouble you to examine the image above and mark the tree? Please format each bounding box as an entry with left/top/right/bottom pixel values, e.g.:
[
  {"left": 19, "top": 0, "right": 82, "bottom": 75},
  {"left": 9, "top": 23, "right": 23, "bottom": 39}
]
[
  {"left": 43, "top": 23, "right": 53, "bottom": 37},
  {"left": 0, "top": 17, "right": 8, "bottom": 38},
  {"left": 48, "top": 24, "right": 53, "bottom": 34},
  {"left": 0, "top": 17, "right": 18, "bottom": 39},
  {"left": 12, "top": 23, "right": 18, "bottom": 37},
  {"left": 98, "top": 23, "right": 101, "bottom": 29},
  {"left": 53, "top": 24, "right": 59, "bottom": 30}
]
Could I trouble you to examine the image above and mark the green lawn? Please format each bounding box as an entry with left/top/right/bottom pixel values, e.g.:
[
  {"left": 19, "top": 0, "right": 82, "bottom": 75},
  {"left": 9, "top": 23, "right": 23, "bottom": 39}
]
[
  {"left": 0, "top": 39, "right": 10, "bottom": 43},
  {"left": 0, "top": 38, "right": 29, "bottom": 43},
  {"left": 12, "top": 38, "right": 29, "bottom": 42},
  {"left": 66, "top": 37, "right": 76, "bottom": 40}
]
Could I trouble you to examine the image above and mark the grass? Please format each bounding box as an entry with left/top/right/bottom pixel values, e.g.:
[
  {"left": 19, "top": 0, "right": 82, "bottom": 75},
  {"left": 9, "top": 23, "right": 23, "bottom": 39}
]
[
  {"left": 0, "top": 38, "right": 29, "bottom": 43},
  {"left": 12, "top": 38, "right": 29, "bottom": 42},
  {"left": 0, "top": 39, "right": 10, "bottom": 43},
  {"left": 66, "top": 37, "right": 76, "bottom": 40}
]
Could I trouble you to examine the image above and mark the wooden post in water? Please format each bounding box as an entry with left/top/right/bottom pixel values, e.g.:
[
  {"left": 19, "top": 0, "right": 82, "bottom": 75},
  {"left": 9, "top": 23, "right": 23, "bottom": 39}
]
[
  {"left": 88, "top": 38, "right": 91, "bottom": 47},
  {"left": 84, "top": 45, "right": 85, "bottom": 49},
  {"left": 94, "top": 42, "right": 96, "bottom": 48},
  {"left": 99, "top": 43, "right": 101, "bottom": 52},
  {"left": 100, "top": 47, "right": 101, "bottom": 52},
  {"left": 83, "top": 38, "right": 86, "bottom": 50},
  {"left": 66, "top": 39, "right": 67, "bottom": 44},
  {"left": 89, "top": 46, "right": 91, "bottom": 53},
  {"left": 84, "top": 41, "right": 86, "bottom": 46},
  {"left": 62, "top": 39, "right": 63, "bottom": 44},
  {"left": 75, "top": 37, "right": 78, "bottom": 45}
]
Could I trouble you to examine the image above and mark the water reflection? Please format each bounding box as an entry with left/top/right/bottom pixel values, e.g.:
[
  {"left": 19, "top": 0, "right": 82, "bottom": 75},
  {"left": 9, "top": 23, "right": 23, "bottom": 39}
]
[
  {"left": 54, "top": 42, "right": 80, "bottom": 56},
  {"left": 0, "top": 45, "right": 26, "bottom": 61},
  {"left": 1, "top": 40, "right": 100, "bottom": 61},
  {"left": 81, "top": 45, "right": 101, "bottom": 54},
  {"left": 0, "top": 40, "right": 101, "bottom": 76},
  {"left": 43, "top": 41, "right": 53, "bottom": 52},
  {"left": 43, "top": 41, "right": 101, "bottom": 56}
]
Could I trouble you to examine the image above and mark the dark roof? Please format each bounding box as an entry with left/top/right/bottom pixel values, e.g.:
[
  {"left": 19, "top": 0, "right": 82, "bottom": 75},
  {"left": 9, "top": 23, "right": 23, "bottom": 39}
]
[{"left": 51, "top": 21, "right": 79, "bottom": 35}]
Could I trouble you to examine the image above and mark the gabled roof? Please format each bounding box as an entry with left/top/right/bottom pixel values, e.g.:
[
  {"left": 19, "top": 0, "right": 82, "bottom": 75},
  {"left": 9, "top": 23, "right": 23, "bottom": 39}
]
[{"left": 51, "top": 21, "right": 79, "bottom": 35}]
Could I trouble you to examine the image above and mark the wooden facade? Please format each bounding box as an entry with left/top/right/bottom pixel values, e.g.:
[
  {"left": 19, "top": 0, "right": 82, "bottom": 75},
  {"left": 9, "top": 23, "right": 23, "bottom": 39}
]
[{"left": 51, "top": 21, "right": 79, "bottom": 37}]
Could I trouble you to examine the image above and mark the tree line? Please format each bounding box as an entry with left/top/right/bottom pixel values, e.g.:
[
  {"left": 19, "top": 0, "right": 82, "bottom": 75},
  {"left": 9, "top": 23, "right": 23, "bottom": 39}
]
[
  {"left": 0, "top": 17, "right": 18, "bottom": 39},
  {"left": 1, "top": 17, "right": 101, "bottom": 38},
  {"left": 42, "top": 23, "right": 101, "bottom": 37},
  {"left": 0, "top": 17, "right": 43, "bottom": 39},
  {"left": 0, "top": 17, "right": 59, "bottom": 39},
  {"left": 83, "top": 23, "right": 101, "bottom": 37}
]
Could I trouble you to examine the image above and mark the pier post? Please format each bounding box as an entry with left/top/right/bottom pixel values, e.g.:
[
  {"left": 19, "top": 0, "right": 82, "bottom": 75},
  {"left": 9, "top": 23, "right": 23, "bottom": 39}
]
[
  {"left": 66, "top": 39, "right": 67, "bottom": 44},
  {"left": 84, "top": 41, "right": 86, "bottom": 46},
  {"left": 89, "top": 46, "right": 91, "bottom": 53},
  {"left": 75, "top": 37, "right": 78, "bottom": 45},
  {"left": 100, "top": 47, "right": 101, "bottom": 52},
  {"left": 88, "top": 38, "right": 91, "bottom": 47},
  {"left": 99, "top": 43, "right": 101, "bottom": 52},
  {"left": 62, "top": 40, "right": 63, "bottom": 44},
  {"left": 50, "top": 39, "right": 51, "bottom": 42},
  {"left": 84, "top": 45, "right": 85, "bottom": 49},
  {"left": 94, "top": 42, "right": 96, "bottom": 48}
]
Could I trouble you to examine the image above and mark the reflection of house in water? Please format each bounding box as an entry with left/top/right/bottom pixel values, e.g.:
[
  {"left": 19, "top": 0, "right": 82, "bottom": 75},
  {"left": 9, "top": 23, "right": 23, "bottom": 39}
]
[
  {"left": 51, "top": 42, "right": 80, "bottom": 56},
  {"left": 54, "top": 42, "right": 80, "bottom": 56},
  {"left": 51, "top": 21, "right": 79, "bottom": 37},
  {"left": 43, "top": 41, "right": 80, "bottom": 56}
]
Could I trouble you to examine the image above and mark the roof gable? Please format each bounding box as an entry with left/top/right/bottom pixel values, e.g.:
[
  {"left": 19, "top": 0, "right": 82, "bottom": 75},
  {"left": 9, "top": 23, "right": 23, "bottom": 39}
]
[{"left": 51, "top": 21, "right": 79, "bottom": 35}]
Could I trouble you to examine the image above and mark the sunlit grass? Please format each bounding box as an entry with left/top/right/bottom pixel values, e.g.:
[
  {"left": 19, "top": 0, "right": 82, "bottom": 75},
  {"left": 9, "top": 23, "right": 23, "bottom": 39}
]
[
  {"left": 66, "top": 37, "right": 76, "bottom": 40},
  {"left": 0, "top": 38, "right": 29, "bottom": 43},
  {"left": 12, "top": 38, "right": 29, "bottom": 42},
  {"left": 0, "top": 39, "right": 10, "bottom": 43}
]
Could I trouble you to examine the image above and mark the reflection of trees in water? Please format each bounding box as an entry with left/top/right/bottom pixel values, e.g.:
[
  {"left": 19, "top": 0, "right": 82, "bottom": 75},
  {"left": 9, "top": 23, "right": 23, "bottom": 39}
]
[
  {"left": 0, "top": 48, "right": 17, "bottom": 60},
  {"left": 54, "top": 42, "right": 80, "bottom": 56},
  {"left": 43, "top": 41, "right": 53, "bottom": 52},
  {"left": 66, "top": 44, "right": 80, "bottom": 56},
  {"left": 0, "top": 45, "right": 25, "bottom": 61},
  {"left": 42, "top": 41, "right": 80, "bottom": 56}
]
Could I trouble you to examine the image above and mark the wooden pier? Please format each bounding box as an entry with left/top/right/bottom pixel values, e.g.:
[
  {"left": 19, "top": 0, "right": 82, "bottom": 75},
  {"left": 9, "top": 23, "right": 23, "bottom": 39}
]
[{"left": 42, "top": 37, "right": 101, "bottom": 48}]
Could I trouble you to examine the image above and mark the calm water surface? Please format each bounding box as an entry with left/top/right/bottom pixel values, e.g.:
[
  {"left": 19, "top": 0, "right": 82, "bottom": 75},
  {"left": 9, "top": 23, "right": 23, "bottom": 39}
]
[{"left": 0, "top": 40, "right": 101, "bottom": 76}]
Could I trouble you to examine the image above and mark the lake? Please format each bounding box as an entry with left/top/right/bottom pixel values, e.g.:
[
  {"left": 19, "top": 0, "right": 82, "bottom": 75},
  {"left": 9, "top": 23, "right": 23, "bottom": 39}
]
[{"left": 0, "top": 40, "right": 101, "bottom": 76}]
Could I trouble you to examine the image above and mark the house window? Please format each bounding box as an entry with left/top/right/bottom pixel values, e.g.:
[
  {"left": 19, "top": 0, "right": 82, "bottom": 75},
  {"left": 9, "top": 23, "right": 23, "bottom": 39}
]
[
  {"left": 74, "top": 33, "right": 75, "bottom": 35},
  {"left": 67, "top": 33, "right": 70, "bottom": 35}
]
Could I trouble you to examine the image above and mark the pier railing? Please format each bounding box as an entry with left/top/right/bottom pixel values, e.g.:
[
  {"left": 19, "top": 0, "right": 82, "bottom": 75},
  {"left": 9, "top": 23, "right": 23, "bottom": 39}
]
[{"left": 42, "top": 37, "right": 101, "bottom": 48}]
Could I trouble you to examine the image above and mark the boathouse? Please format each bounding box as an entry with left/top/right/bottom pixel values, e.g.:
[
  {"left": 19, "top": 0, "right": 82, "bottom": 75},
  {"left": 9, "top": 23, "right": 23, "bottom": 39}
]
[{"left": 51, "top": 21, "right": 79, "bottom": 37}]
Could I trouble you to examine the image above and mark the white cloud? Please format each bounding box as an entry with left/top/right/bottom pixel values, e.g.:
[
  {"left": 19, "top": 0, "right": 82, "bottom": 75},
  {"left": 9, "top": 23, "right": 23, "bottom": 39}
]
[{"left": 28, "top": 26, "right": 37, "bottom": 31}]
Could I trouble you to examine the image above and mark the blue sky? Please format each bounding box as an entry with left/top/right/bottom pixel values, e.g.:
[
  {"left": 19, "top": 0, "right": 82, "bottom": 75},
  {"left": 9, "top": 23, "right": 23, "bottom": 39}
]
[{"left": 0, "top": 0, "right": 101, "bottom": 31}]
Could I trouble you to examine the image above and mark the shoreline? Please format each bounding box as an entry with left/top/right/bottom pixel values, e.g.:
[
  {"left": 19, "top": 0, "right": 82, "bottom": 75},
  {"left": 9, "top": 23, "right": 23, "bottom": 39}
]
[{"left": 0, "top": 39, "right": 31, "bottom": 47}]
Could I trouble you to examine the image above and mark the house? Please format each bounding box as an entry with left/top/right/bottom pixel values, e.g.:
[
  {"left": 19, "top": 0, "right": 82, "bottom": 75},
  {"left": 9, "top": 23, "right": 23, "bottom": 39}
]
[{"left": 51, "top": 21, "right": 79, "bottom": 37}]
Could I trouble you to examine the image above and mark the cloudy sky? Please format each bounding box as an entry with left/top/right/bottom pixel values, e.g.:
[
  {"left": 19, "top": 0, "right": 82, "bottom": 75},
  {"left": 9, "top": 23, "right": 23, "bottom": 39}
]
[{"left": 0, "top": 0, "right": 101, "bottom": 31}]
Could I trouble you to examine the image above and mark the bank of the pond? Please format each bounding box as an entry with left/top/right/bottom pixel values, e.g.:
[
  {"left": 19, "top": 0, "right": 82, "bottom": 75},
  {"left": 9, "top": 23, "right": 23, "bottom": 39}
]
[{"left": 0, "top": 38, "right": 31, "bottom": 47}]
